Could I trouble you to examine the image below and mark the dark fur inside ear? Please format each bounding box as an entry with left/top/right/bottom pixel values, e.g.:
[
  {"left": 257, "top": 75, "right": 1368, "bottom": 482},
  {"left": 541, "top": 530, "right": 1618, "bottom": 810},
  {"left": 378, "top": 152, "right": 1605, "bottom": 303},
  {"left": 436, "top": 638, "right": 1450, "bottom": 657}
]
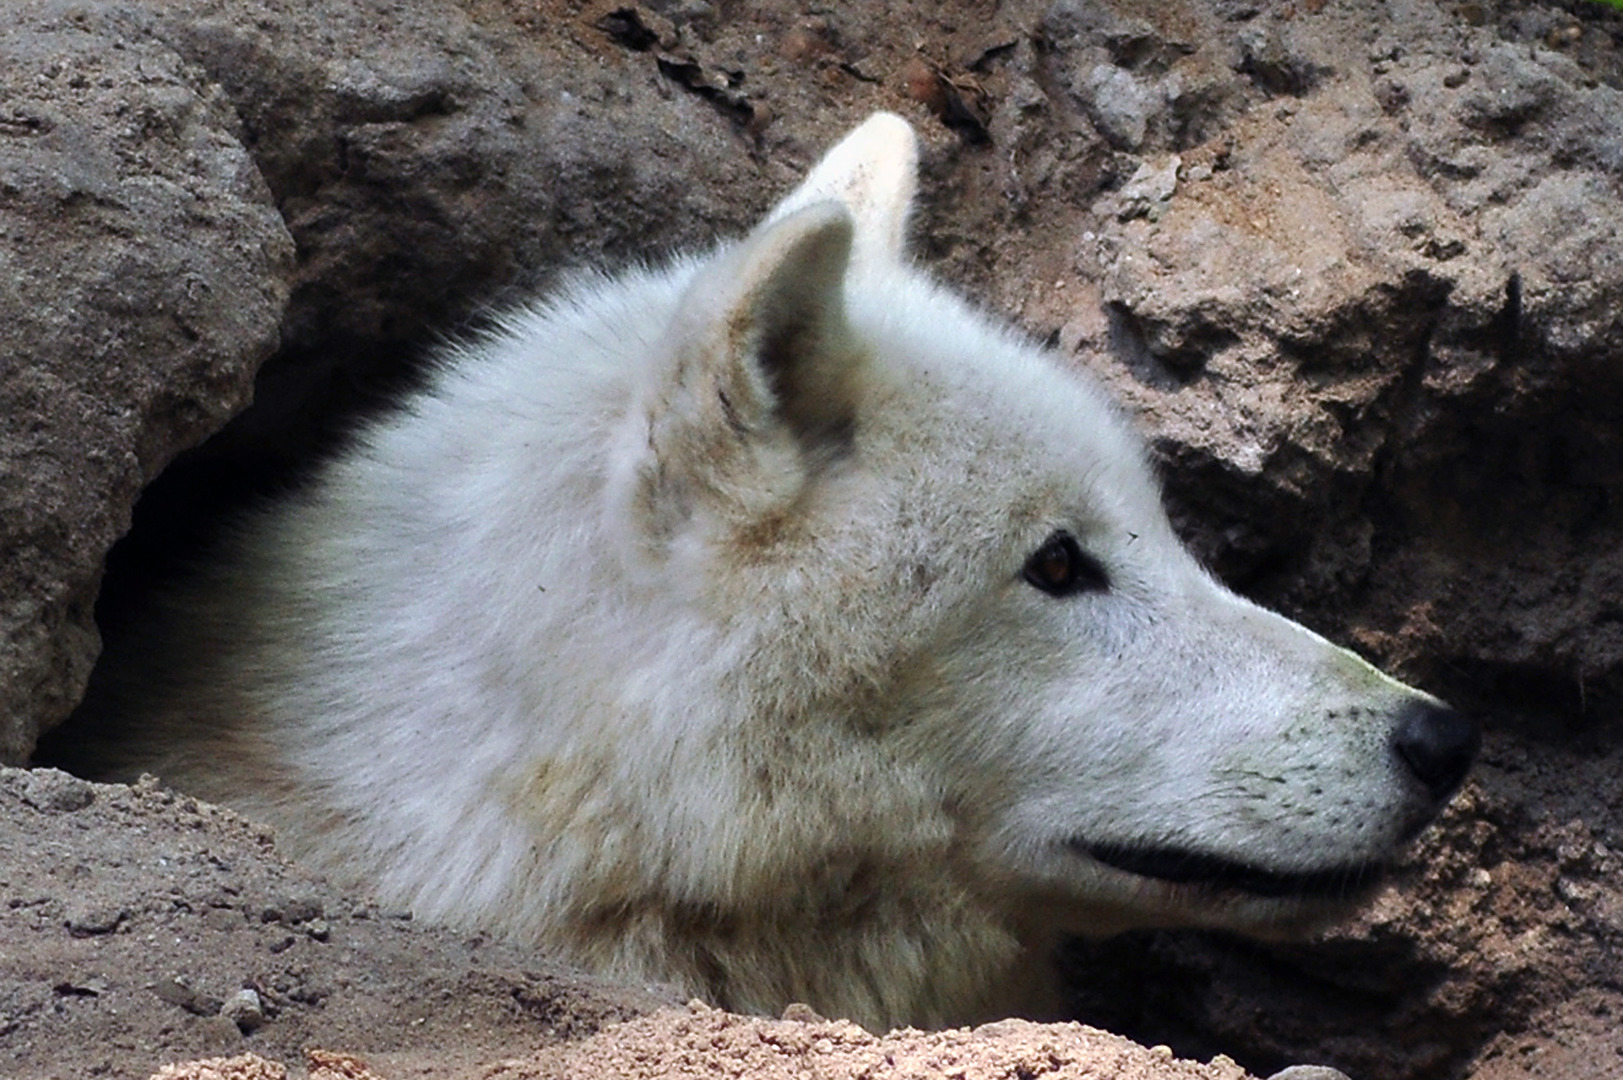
[
  {"left": 669, "top": 202, "right": 861, "bottom": 452},
  {"left": 628, "top": 203, "right": 863, "bottom": 543},
  {"left": 751, "top": 267, "right": 860, "bottom": 452},
  {"left": 728, "top": 203, "right": 859, "bottom": 447}
]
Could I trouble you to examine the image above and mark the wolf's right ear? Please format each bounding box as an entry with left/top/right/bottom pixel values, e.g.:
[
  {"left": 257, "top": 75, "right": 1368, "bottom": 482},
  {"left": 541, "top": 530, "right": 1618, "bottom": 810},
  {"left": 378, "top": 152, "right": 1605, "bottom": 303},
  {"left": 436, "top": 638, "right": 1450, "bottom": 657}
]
[
  {"left": 764, "top": 112, "right": 918, "bottom": 267},
  {"left": 611, "top": 202, "right": 861, "bottom": 560}
]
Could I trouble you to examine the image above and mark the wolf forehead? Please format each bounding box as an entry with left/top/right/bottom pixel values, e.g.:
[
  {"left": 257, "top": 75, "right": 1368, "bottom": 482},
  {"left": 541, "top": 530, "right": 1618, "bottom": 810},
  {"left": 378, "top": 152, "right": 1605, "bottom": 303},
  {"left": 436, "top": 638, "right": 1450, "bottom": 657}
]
[
  {"left": 846, "top": 275, "right": 1151, "bottom": 471},
  {"left": 598, "top": 253, "right": 1167, "bottom": 537}
]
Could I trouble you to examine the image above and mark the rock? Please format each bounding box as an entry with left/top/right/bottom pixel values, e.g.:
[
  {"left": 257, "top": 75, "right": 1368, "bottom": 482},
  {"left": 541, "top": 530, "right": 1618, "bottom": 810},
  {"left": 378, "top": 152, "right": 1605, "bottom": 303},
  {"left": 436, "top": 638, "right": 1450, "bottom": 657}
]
[
  {"left": 781, "top": 1002, "right": 825, "bottom": 1022},
  {"left": 151, "top": 976, "right": 221, "bottom": 1016},
  {"left": 0, "top": 2, "right": 294, "bottom": 763},
  {"left": 1113, "top": 155, "right": 1180, "bottom": 220},
  {"left": 1080, "top": 62, "right": 1160, "bottom": 151},
  {"left": 8, "top": 0, "right": 770, "bottom": 768},
  {"left": 150, "top": 1054, "right": 286, "bottom": 1080},
  {"left": 260, "top": 895, "right": 323, "bottom": 926},
  {"left": 305, "top": 1050, "right": 387, "bottom": 1080},
  {"left": 203, "top": 907, "right": 245, "bottom": 933},
  {"left": 221, "top": 988, "right": 266, "bottom": 1034},
  {"left": 15, "top": 0, "right": 775, "bottom": 767},
  {"left": 65, "top": 899, "right": 127, "bottom": 936},
  {"left": 1047, "top": 0, "right": 1623, "bottom": 718},
  {"left": 19, "top": 767, "right": 94, "bottom": 812}
]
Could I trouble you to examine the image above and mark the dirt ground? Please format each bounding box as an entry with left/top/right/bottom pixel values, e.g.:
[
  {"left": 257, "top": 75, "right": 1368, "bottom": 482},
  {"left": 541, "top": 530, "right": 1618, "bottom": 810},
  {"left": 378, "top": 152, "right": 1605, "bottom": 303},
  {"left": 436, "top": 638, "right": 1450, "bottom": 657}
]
[{"left": 0, "top": 767, "right": 677, "bottom": 1080}]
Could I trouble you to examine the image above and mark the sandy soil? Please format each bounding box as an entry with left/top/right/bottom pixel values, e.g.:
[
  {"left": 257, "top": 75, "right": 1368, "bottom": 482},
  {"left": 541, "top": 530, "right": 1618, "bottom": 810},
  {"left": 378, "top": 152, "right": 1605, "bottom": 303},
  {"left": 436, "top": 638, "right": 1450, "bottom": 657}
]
[{"left": 151, "top": 1004, "right": 1267, "bottom": 1080}]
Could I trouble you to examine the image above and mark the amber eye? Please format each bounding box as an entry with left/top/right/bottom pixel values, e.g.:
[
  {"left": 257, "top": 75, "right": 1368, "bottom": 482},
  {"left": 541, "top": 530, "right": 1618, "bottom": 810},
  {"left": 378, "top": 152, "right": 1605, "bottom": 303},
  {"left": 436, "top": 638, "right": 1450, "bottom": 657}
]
[{"left": 1022, "top": 531, "right": 1110, "bottom": 596}]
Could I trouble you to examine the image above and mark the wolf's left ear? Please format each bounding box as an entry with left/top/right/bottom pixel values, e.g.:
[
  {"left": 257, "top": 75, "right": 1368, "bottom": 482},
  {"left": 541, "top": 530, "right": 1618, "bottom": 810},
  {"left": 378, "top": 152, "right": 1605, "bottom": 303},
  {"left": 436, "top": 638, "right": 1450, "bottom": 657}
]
[
  {"left": 764, "top": 112, "right": 918, "bottom": 266},
  {"left": 620, "top": 202, "right": 860, "bottom": 548}
]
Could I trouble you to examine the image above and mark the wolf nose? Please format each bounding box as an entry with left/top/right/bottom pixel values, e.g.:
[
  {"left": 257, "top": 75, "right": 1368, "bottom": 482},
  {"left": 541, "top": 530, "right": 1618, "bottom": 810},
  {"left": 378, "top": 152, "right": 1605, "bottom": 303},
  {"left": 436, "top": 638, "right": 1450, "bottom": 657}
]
[{"left": 1391, "top": 700, "right": 1480, "bottom": 801}]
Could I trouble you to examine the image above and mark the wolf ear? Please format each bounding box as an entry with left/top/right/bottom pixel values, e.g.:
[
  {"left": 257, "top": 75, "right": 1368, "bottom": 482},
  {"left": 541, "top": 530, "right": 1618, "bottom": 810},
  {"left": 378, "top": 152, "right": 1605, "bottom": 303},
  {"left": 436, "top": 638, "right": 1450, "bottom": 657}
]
[
  {"left": 764, "top": 112, "right": 919, "bottom": 266},
  {"left": 623, "top": 202, "right": 860, "bottom": 549}
]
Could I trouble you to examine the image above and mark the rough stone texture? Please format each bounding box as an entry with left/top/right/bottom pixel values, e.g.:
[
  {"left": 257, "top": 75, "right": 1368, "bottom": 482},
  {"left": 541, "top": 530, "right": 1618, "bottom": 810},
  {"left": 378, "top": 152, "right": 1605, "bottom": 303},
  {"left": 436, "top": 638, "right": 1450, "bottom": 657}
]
[
  {"left": 0, "top": 1, "right": 294, "bottom": 764},
  {"left": 8, "top": 0, "right": 1623, "bottom": 1078},
  {"left": 125, "top": 0, "right": 809, "bottom": 515},
  {"left": 5, "top": 0, "right": 771, "bottom": 765},
  {"left": 995, "top": 3, "right": 1623, "bottom": 1076},
  {"left": 959, "top": 0, "right": 1623, "bottom": 725},
  {"left": 144, "top": 0, "right": 761, "bottom": 363}
]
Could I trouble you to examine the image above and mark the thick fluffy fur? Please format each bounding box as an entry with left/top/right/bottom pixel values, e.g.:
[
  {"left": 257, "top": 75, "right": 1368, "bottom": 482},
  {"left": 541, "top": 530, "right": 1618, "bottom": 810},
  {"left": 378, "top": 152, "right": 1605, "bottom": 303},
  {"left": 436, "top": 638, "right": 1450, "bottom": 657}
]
[{"left": 77, "top": 115, "right": 1473, "bottom": 1030}]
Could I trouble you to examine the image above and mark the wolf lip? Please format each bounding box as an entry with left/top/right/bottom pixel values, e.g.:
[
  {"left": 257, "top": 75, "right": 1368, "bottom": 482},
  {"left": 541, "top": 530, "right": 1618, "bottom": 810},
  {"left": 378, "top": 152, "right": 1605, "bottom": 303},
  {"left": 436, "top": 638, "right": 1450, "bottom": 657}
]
[{"left": 1074, "top": 840, "right": 1386, "bottom": 900}]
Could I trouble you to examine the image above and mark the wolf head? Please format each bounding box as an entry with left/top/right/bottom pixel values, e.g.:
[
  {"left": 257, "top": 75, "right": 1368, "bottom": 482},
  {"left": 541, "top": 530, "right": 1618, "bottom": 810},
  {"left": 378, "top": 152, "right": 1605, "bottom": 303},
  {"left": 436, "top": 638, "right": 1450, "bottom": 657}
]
[
  {"left": 603, "top": 113, "right": 1477, "bottom": 947},
  {"left": 94, "top": 112, "right": 1476, "bottom": 1030}
]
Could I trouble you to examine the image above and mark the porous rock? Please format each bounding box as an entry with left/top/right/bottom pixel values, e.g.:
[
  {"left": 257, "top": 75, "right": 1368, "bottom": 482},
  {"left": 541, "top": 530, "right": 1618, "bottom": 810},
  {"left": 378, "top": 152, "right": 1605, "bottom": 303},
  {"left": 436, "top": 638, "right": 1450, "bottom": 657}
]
[
  {"left": 1032, "top": 2, "right": 1623, "bottom": 721},
  {"left": 0, "top": 1, "right": 293, "bottom": 762}
]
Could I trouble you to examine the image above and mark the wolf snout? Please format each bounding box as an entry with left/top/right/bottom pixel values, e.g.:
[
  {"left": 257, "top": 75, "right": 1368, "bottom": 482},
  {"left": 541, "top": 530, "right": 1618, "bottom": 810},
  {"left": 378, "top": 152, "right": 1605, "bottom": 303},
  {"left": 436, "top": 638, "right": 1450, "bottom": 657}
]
[{"left": 1390, "top": 700, "right": 1480, "bottom": 802}]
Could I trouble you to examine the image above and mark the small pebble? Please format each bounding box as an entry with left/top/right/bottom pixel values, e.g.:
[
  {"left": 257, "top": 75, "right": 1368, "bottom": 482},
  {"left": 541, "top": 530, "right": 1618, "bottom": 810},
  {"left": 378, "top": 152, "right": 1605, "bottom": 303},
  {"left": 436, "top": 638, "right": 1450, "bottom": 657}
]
[
  {"left": 222, "top": 988, "right": 267, "bottom": 1033},
  {"left": 152, "top": 976, "right": 222, "bottom": 1016},
  {"left": 20, "top": 769, "right": 95, "bottom": 812},
  {"left": 65, "top": 900, "right": 126, "bottom": 936},
  {"left": 204, "top": 907, "right": 244, "bottom": 932},
  {"left": 262, "top": 895, "right": 324, "bottom": 925},
  {"left": 152, "top": 977, "right": 198, "bottom": 1010},
  {"left": 781, "top": 1002, "right": 824, "bottom": 1022}
]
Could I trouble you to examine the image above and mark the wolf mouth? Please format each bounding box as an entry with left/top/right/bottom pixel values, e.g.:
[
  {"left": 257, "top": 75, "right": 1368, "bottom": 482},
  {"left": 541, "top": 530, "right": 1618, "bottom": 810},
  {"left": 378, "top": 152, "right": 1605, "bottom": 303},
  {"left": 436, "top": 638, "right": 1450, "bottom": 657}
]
[{"left": 1075, "top": 841, "right": 1386, "bottom": 900}]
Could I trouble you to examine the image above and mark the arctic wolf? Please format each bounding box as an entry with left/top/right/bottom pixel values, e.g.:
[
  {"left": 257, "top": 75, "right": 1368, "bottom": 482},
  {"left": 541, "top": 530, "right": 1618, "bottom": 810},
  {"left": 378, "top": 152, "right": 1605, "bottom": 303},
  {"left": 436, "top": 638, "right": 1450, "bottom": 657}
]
[{"left": 73, "top": 113, "right": 1477, "bottom": 1030}]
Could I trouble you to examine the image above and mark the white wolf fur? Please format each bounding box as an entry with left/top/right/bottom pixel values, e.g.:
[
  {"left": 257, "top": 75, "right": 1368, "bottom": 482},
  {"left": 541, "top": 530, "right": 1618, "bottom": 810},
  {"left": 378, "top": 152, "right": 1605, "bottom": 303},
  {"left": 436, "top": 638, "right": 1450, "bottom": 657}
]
[{"left": 80, "top": 114, "right": 1474, "bottom": 1030}]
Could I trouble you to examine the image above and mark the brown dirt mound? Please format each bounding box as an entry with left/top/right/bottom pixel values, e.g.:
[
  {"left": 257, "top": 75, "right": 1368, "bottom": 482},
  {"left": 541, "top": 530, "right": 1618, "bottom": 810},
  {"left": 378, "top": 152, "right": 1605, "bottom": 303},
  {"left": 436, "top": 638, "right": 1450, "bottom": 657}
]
[
  {"left": 489, "top": 1002, "right": 1258, "bottom": 1080},
  {"left": 151, "top": 1003, "right": 1265, "bottom": 1080}
]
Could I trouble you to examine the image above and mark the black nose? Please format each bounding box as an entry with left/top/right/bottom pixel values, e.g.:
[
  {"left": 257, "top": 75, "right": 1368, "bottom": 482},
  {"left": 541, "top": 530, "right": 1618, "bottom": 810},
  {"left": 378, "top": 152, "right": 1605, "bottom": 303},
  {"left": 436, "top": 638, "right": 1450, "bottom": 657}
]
[{"left": 1391, "top": 700, "right": 1480, "bottom": 801}]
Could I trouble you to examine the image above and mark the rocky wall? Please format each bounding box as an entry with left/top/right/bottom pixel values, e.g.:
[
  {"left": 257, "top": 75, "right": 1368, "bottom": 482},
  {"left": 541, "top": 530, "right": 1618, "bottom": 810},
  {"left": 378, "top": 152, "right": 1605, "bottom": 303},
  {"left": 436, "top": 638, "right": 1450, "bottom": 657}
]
[{"left": 6, "top": 1, "right": 1621, "bottom": 1077}]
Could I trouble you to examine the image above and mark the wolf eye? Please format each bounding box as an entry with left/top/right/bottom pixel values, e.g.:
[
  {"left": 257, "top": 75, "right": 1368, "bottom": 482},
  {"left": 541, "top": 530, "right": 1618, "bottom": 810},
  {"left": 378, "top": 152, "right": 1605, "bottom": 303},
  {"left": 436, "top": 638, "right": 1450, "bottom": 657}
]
[{"left": 1022, "top": 531, "right": 1110, "bottom": 596}]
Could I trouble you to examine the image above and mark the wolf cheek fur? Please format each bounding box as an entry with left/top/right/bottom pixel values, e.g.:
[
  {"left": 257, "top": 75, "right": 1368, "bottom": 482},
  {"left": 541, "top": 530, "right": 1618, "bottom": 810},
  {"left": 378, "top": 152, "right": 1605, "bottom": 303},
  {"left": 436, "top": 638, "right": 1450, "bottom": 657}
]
[{"left": 75, "top": 113, "right": 1478, "bottom": 1031}]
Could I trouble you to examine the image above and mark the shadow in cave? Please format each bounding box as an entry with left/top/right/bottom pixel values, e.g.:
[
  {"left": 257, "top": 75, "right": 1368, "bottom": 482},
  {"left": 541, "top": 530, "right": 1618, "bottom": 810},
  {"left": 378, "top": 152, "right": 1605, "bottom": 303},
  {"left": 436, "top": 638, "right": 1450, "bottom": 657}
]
[
  {"left": 33, "top": 333, "right": 437, "bottom": 770},
  {"left": 1058, "top": 928, "right": 1489, "bottom": 1080}
]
